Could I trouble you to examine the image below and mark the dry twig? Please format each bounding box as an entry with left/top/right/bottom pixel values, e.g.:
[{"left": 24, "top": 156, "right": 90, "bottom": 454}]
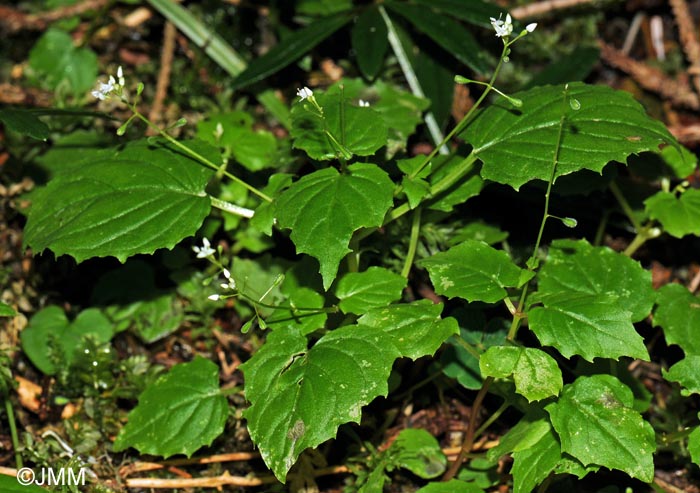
[
  {"left": 0, "top": 0, "right": 110, "bottom": 33},
  {"left": 669, "top": 0, "right": 700, "bottom": 94},
  {"left": 147, "top": 21, "right": 177, "bottom": 134},
  {"left": 510, "top": 0, "right": 600, "bottom": 19},
  {"left": 598, "top": 41, "right": 700, "bottom": 110}
]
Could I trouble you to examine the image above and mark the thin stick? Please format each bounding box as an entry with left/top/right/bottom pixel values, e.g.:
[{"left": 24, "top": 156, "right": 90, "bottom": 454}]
[
  {"left": 510, "top": 0, "right": 600, "bottom": 19},
  {"left": 598, "top": 41, "right": 700, "bottom": 110},
  {"left": 669, "top": 0, "right": 700, "bottom": 94},
  {"left": 0, "top": 0, "right": 110, "bottom": 32},
  {"left": 148, "top": 21, "right": 177, "bottom": 133}
]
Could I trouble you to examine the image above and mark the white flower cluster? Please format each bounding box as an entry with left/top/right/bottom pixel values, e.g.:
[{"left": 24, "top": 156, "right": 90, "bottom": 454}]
[
  {"left": 208, "top": 269, "right": 236, "bottom": 301},
  {"left": 92, "top": 66, "right": 125, "bottom": 101},
  {"left": 490, "top": 13, "right": 537, "bottom": 39},
  {"left": 297, "top": 87, "right": 313, "bottom": 101},
  {"left": 192, "top": 237, "right": 215, "bottom": 258}
]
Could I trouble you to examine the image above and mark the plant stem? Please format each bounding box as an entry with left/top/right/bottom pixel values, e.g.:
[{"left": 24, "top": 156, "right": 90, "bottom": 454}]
[
  {"left": 408, "top": 45, "right": 509, "bottom": 181},
  {"left": 357, "top": 153, "right": 479, "bottom": 243},
  {"left": 450, "top": 337, "right": 482, "bottom": 360},
  {"left": 474, "top": 399, "right": 508, "bottom": 439},
  {"left": 347, "top": 236, "right": 360, "bottom": 273},
  {"left": 401, "top": 207, "right": 422, "bottom": 278},
  {"left": 130, "top": 108, "right": 273, "bottom": 202},
  {"left": 379, "top": 6, "right": 448, "bottom": 155},
  {"left": 209, "top": 196, "right": 255, "bottom": 218},
  {"left": 5, "top": 397, "right": 22, "bottom": 469},
  {"left": 609, "top": 180, "right": 643, "bottom": 232},
  {"left": 442, "top": 377, "right": 493, "bottom": 481},
  {"left": 508, "top": 86, "right": 569, "bottom": 341},
  {"left": 623, "top": 231, "right": 649, "bottom": 257}
]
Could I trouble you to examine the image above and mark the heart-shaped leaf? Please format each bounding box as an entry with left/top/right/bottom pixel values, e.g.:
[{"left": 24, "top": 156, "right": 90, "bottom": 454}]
[
  {"left": 653, "top": 283, "right": 700, "bottom": 355},
  {"left": 419, "top": 240, "right": 524, "bottom": 303},
  {"left": 546, "top": 375, "right": 656, "bottom": 483},
  {"left": 645, "top": 189, "right": 700, "bottom": 238},
  {"left": 335, "top": 267, "right": 406, "bottom": 314},
  {"left": 25, "top": 139, "right": 217, "bottom": 263},
  {"left": 480, "top": 346, "right": 562, "bottom": 402},
  {"left": 275, "top": 164, "right": 394, "bottom": 289},
  {"left": 20, "top": 306, "right": 113, "bottom": 375},
  {"left": 113, "top": 357, "right": 227, "bottom": 458},
  {"left": 465, "top": 82, "right": 681, "bottom": 190}
]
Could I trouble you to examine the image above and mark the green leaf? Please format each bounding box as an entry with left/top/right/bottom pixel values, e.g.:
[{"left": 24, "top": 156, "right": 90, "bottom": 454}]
[
  {"left": 449, "top": 221, "right": 508, "bottom": 246},
  {"left": 442, "top": 317, "right": 508, "bottom": 390},
  {"left": 645, "top": 189, "right": 700, "bottom": 238},
  {"left": 20, "top": 306, "right": 113, "bottom": 375},
  {"left": 689, "top": 424, "right": 700, "bottom": 466},
  {"left": 113, "top": 357, "right": 227, "bottom": 457},
  {"left": 291, "top": 87, "right": 388, "bottom": 160},
  {"left": 357, "top": 300, "right": 459, "bottom": 360},
  {"left": 386, "top": 2, "right": 490, "bottom": 74},
  {"left": 465, "top": 82, "right": 681, "bottom": 190},
  {"left": 24, "top": 139, "right": 217, "bottom": 263},
  {"left": 534, "top": 239, "right": 654, "bottom": 322},
  {"left": 196, "top": 112, "right": 278, "bottom": 171},
  {"left": 335, "top": 267, "right": 406, "bottom": 314},
  {"left": 297, "top": 0, "right": 352, "bottom": 15},
  {"left": 241, "top": 326, "right": 401, "bottom": 480},
  {"left": 419, "top": 240, "right": 524, "bottom": 303},
  {"left": 28, "top": 28, "right": 98, "bottom": 95},
  {"left": 528, "top": 239, "right": 651, "bottom": 362},
  {"left": 510, "top": 423, "right": 598, "bottom": 493},
  {"left": 487, "top": 409, "right": 552, "bottom": 462},
  {"left": 275, "top": 164, "right": 394, "bottom": 289},
  {"left": 0, "top": 474, "right": 49, "bottom": 493},
  {"left": 545, "top": 375, "right": 656, "bottom": 482},
  {"left": 427, "top": 155, "right": 484, "bottom": 212},
  {"left": 233, "top": 13, "right": 352, "bottom": 89},
  {"left": 529, "top": 295, "right": 647, "bottom": 362},
  {"left": 411, "top": 0, "right": 502, "bottom": 28},
  {"left": 352, "top": 8, "right": 388, "bottom": 79},
  {"left": 392, "top": 429, "right": 446, "bottom": 479},
  {"left": 663, "top": 356, "right": 700, "bottom": 395},
  {"left": 265, "top": 287, "right": 327, "bottom": 335},
  {"left": 510, "top": 426, "right": 561, "bottom": 493},
  {"left": 653, "top": 283, "right": 700, "bottom": 355},
  {"left": 0, "top": 302, "right": 16, "bottom": 317},
  {"left": 415, "top": 480, "right": 485, "bottom": 493},
  {"left": 0, "top": 108, "right": 49, "bottom": 141},
  {"left": 334, "top": 79, "right": 429, "bottom": 157},
  {"left": 480, "top": 347, "right": 563, "bottom": 402},
  {"left": 659, "top": 144, "right": 697, "bottom": 178}
]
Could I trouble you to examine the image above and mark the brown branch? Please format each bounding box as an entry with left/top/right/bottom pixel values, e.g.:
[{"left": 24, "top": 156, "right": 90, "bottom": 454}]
[
  {"left": 598, "top": 41, "right": 700, "bottom": 110},
  {"left": 0, "top": 0, "right": 110, "bottom": 33},
  {"left": 669, "top": 0, "right": 700, "bottom": 94},
  {"left": 119, "top": 451, "right": 260, "bottom": 477},
  {"left": 510, "top": 0, "right": 599, "bottom": 19},
  {"left": 124, "top": 465, "right": 351, "bottom": 489},
  {"left": 147, "top": 21, "right": 177, "bottom": 134}
]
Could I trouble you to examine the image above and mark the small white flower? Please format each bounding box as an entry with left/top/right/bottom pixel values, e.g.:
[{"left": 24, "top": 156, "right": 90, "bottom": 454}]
[
  {"left": 117, "top": 66, "right": 125, "bottom": 87},
  {"left": 358, "top": 99, "right": 370, "bottom": 107},
  {"left": 91, "top": 79, "right": 115, "bottom": 100},
  {"left": 297, "top": 87, "right": 313, "bottom": 101},
  {"left": 490, "top": 13, "right": 513, "bottom": 38},
  {"left": 214, "top": 122, "right": 224, "bottom": 140},
  {"left": 208, "top": 294, "right": 220, "bottom": 301},
  {"left": 223, "top": 268, "right": 231, "bottom": 280},
  {"left": 525, "top": 23, "right": 537, "bottom": 33},
  {"left": 192, "top": 238, "right": 215, "bottom": 258}
]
